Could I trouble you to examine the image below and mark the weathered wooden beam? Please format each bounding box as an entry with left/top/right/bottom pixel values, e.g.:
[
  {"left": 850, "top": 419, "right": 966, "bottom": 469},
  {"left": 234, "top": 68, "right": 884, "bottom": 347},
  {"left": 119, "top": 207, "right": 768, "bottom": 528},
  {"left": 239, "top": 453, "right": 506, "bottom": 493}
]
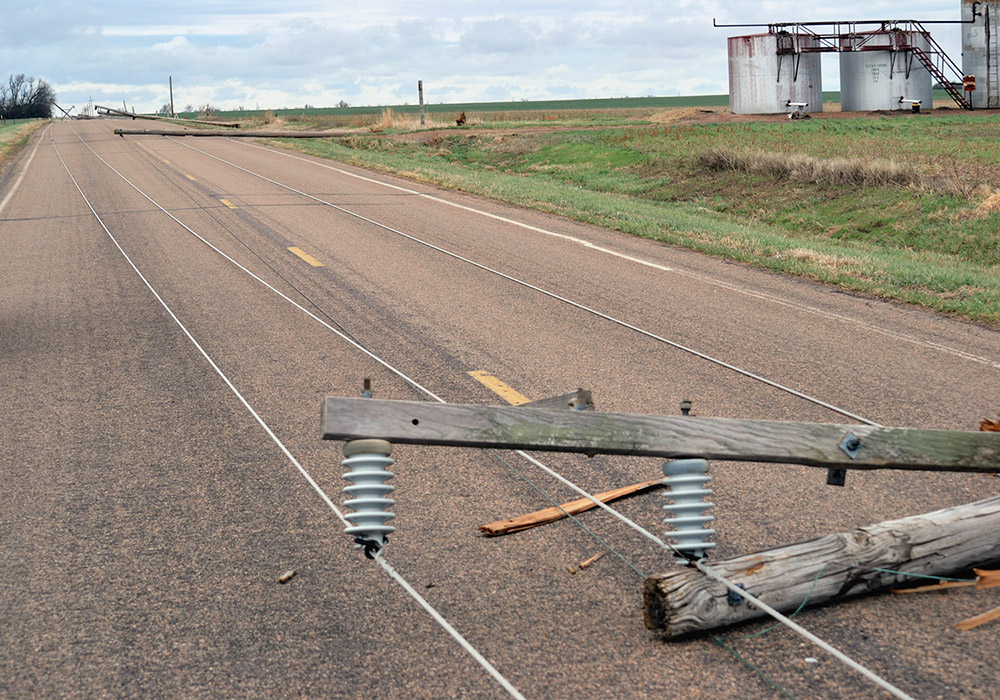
[
  {"left": 320, "top": 397, "right": 1000, "bottom": 473},
  {"left": 114, "top": 128, "right": 351, "bottom": 138},
  {"left": 643, "top": 495, "right": 1000, "bottom": 638}
]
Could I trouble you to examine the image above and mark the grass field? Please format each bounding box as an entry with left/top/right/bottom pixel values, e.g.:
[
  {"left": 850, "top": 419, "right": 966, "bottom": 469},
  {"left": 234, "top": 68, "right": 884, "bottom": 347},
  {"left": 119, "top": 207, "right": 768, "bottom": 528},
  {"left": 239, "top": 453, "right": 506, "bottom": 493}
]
[
  {"left": 182, "top": 90, "right": 960, "bottom": 119},
  {"left": 0, "top": 121, "right": 46, "bottom": 171},
  {"left": 263, "top": 104, "right": 999, "bottom": 325}
]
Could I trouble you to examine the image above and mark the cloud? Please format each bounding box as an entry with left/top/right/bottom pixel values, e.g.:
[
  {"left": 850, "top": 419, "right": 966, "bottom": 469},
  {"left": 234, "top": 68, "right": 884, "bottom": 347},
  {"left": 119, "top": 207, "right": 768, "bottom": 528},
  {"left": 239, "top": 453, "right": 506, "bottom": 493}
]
[
  {"left": 459, "top": 18, "right": 539, "bottom": 53},
  {"left": 10, "top": 0, "right": 974, "bottom": 112},
  {"left": 0, "top": 3, "right": 102, "bottom": 48}
]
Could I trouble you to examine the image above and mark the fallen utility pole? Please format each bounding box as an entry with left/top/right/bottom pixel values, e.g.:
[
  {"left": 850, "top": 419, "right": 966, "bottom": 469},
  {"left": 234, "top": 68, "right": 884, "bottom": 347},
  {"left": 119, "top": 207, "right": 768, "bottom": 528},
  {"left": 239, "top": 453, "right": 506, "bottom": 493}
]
[
  {"left": 644, "top": 495, "right": 1000, "bottom": 638},
  {"left": 97, "top": 105, "right": 241, "bottom": 128},
  {"left": 49, "top": 100, "right": 74, "bottom": 119},
  {"left": 115, "top": 128, "right": 351, "bottom": 138},
  {"left": 321, "top": 398, "right": 1000, "bottom": 473}
]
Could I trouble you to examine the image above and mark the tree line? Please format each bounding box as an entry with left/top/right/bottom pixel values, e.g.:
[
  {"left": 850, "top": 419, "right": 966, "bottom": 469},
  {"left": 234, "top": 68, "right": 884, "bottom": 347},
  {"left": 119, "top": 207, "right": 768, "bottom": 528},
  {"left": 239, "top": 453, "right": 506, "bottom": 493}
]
[{"left": 1, "top": 74, "right": 55, "bottom": 119}]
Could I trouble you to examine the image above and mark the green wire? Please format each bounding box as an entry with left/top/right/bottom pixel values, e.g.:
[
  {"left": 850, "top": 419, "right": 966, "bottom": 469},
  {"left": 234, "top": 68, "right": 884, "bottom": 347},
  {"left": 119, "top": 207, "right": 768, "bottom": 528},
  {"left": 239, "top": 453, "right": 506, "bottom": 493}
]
[
  {"left": 732, "top": 565, "right": 829, "bottom": 640},
  {"left": 710, "top": 634, "right": 799, "bottom": 700}
]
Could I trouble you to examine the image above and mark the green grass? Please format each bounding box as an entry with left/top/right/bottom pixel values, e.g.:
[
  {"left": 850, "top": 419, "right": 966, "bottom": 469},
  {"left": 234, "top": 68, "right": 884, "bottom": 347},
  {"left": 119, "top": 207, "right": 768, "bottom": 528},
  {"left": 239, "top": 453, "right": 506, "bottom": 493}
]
[
  {"left": 174, "top": 94, "right": 733, "bottom": 121},
  {"left": 268, "top": 109, "right": 1000, "bottom": 325},
  {"left": 0, "top": 120, "right": 47, "bottom": 170},
  {"left": 173, "top": 89, "right": 965, "bottom": 121}
]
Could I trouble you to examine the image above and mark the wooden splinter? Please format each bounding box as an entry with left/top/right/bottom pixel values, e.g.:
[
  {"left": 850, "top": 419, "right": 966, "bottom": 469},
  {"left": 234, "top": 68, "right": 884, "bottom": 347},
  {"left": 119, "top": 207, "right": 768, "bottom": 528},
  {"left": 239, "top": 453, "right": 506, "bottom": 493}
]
[{"left": 479, "top": 478, "right": 664, "bottom": 536}]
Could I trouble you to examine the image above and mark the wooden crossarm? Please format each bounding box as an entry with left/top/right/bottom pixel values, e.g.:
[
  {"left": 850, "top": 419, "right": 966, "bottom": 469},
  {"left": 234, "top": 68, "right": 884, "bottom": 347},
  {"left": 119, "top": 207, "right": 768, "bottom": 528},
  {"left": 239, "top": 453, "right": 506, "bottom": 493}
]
[{"left": 321, "top": 397, "right": 1000, "bottom": 473}]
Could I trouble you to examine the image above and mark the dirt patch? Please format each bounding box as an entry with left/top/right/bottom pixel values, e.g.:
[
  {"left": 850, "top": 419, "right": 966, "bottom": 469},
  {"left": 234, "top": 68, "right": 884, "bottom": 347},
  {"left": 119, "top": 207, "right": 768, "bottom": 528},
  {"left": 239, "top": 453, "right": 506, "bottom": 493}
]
[{"left": 648, "top": 107, "right": 726, "bottom": 123}]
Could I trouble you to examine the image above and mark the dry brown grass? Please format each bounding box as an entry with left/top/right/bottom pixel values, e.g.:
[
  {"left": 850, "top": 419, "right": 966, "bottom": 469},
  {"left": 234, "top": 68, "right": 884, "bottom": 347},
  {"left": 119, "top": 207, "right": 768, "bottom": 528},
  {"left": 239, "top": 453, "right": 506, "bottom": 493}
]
[
  {"left": 699, "top": 148, "right": 920, "bottom": 188},
  {"left": 784, "top": 248, "right": 865, "bottom": 274},
  {"left": 0, "top": 121, "right": 46, "bottom": 170},
  {"left": 979, "top": 189, "right": 1000, "bottom": 212},
  {"left": 368, "top": 108, "right": 435, "bottom": 132}
]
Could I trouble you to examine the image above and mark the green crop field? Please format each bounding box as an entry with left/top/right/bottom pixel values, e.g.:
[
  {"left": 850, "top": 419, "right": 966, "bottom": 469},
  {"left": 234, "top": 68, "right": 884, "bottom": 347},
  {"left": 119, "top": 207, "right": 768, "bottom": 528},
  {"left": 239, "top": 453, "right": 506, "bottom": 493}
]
[
  {"left": 176, "top": 89, "right": 960, "bottom": 122},
  {"left": 180, "top": 94, "right": 732, "bottom": 121},
  {"left": 263, "top": 104, "right": 999, "bottom": 325}
]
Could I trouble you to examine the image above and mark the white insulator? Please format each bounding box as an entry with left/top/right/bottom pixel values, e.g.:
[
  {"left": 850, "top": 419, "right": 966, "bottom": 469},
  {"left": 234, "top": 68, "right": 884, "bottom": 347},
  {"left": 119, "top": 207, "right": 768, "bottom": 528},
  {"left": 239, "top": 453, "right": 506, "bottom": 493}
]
[
  {"left": 342, "top": 439, "right": 396, "bottom": 553},
  {"left": 662, "top": 458, "right": 716, "bottom": 561}
]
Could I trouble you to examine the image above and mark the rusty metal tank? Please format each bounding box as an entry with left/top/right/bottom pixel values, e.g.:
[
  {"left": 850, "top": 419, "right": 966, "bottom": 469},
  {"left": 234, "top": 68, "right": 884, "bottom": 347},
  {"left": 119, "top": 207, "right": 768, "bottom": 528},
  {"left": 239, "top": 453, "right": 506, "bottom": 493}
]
[
  {"left": 728, "top": 33, "right": 823, "bottom": 115},
  {"left": 962, "top": 0, "right": 1000, "bottom": 109},
  {"left": 839, "top": 30, "right": 933, "bottom": 111}
]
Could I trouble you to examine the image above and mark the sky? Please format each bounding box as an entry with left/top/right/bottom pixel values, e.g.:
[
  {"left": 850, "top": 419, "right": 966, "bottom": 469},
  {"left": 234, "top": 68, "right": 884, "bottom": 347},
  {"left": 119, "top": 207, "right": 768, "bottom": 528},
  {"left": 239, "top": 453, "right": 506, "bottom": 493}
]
[{"left": 3, "top": 1, "right": 968, "bottom": 114}]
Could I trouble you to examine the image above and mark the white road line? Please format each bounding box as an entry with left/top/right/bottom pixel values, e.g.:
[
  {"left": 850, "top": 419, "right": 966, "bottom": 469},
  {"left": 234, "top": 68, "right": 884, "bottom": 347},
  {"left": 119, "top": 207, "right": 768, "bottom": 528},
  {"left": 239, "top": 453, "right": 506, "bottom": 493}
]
[
  {"left": 0, "top": 123, "right": 50, "bottom": 217},
  {"left": 58, "top": 123, "right": 527, "bottom": 700},
  {"left": 134, "top": 128, "right": 906, "bottom": 699},
  {"left": 89, "top": 122, "right": 917, "bottom": 700},
  {"left": 240, "top": 140, "right": 1000, "bottom": 371},
  {"left": 171, "top": 136, "right": 879, "bottom": 426}
]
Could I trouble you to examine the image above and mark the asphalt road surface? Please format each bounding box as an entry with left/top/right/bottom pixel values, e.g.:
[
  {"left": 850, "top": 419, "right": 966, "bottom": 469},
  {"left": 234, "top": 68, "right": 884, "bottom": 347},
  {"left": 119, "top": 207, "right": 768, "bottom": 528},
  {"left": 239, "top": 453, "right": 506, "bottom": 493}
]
[{"left": 2, "top": 119, "right": 998, "bottom": 699}]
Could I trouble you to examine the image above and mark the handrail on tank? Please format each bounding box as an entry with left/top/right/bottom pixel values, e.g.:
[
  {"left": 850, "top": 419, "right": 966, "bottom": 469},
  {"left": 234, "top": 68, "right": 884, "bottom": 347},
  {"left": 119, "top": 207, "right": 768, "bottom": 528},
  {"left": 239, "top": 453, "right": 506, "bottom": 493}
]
[
  {"left": 719, "top": 17, "right": 974, "bottom": 110},
  {"left": 712, "top": 18, "right": 973, "bottom": 29}
]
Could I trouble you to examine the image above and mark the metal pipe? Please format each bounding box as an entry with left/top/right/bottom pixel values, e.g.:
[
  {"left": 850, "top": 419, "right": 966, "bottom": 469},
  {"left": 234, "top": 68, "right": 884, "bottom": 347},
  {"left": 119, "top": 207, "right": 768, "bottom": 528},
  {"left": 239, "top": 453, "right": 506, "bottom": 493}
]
[{"left": 713, "top": 18, "right": 973, "bottom": 28}]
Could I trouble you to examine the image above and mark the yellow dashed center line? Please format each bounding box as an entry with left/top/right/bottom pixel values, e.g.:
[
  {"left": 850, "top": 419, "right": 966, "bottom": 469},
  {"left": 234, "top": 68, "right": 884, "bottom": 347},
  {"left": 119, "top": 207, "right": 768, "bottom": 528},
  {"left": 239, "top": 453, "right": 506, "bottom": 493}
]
[
  {"left": 287, "top": 246, "right": 324, "bottom": 267},
  {"left": 162, "top": 159, "right": 172, "bottom": 165},
  {"left": 468, "top": 371, "right": 530, "bottom": 405},
  {"left": 184, "top": 174, "right": 197, "bottom": 181},
  {"left": 219, "top": 198, "right": 237, "bottom": 209}
]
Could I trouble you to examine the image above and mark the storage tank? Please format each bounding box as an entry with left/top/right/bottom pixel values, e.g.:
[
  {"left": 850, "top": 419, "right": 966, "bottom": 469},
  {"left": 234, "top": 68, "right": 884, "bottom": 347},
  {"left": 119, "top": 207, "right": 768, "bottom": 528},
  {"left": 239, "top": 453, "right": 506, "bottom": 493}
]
[
  {"left": 728, "top": 33, "right": 823, "bottom": 114},
  {"left": 839, "top": 30, "right": 933, "bottom": 111},
  {"left": 961, "top": 0, "right": 999, "bottom": 109}
]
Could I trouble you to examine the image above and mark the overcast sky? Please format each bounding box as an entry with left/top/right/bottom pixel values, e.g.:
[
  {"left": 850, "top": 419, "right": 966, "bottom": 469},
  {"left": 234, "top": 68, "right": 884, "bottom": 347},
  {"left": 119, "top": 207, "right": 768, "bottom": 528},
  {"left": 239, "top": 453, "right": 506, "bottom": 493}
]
[{"left": 4, "top": 1, "right": 966, "bottom": 113}]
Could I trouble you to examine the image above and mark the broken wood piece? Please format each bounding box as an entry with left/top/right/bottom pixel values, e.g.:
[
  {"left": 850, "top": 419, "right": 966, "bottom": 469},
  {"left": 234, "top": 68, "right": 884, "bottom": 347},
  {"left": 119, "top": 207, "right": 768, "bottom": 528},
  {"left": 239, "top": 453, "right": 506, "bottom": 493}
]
[
  {"left": 980, "top": 414, "right": 1000, "bottom": 432},
  {"left": 479, "top": 478, "right": 664, "bottom": 536},
  {"left": 891, "top": 567, "right": 1000, "bottom": 593},
  {"left": 955, "top": 605, "right": 1000, "bottom": 631},
  {"left": 644, "top": 495, "right": 1000, "bottom": 639},
  {"left": 890, "top": 580, "right": 976, "bottom": 594},
  {"left": 579, "top": 552, "right": 606, "bottom": 570},
  {"left": 974, "top": 568, "right": 1000, "bottom": 589}
]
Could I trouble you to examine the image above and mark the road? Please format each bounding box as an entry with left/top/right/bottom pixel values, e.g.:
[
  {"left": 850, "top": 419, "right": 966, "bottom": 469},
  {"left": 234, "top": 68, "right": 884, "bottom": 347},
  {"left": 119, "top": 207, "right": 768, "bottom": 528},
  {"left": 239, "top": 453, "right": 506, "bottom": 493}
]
[{"left": 1, "top": 119, "right": 998, "bottom": 699}]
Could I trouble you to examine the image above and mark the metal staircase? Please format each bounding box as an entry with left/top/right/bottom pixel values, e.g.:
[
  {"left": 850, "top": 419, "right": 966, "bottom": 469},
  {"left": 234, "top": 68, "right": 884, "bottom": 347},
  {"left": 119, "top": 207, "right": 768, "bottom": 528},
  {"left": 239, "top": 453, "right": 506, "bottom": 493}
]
[
  {"left": 908, "top": 22, "right": 973, "bottom": 109},
  {"left": 989, "top": 7, "right": 1000, "bottom": 108},
  {"left": 910, "top": 47, "right": 973, "bottom": 109}
]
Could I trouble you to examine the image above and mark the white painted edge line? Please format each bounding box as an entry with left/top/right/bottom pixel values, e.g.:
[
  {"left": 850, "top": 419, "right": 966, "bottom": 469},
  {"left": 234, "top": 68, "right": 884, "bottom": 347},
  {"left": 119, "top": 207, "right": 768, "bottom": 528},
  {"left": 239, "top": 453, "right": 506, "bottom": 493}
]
[
  {"left": 170, "top": 136, "right": 877, "bottom": 426},
  {"left": 0, "top": 123, "right": 50, "bottom": 217},
  {"left": 121, "top": 128, "right": 921, "bottom": 698},
  {"left": 117, "top": 125, "right": 910, "bottom": 700},
  {"left": 240, "top": 140, "right": 1000, "bottom": 371},
  {"left": 63, "top": 122, "right": 527, "bottom": 700}
]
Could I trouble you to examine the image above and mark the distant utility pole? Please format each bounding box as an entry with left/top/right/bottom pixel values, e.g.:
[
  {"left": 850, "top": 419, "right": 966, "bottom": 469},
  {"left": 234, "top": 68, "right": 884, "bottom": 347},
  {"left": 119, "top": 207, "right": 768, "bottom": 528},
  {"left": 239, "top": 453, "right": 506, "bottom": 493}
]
[
  {"left": 169, "top": 76, "right": 175, "bottom": 117},
  {"left": 418, "top": 80, "right": 425, "bottom": 126}
]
